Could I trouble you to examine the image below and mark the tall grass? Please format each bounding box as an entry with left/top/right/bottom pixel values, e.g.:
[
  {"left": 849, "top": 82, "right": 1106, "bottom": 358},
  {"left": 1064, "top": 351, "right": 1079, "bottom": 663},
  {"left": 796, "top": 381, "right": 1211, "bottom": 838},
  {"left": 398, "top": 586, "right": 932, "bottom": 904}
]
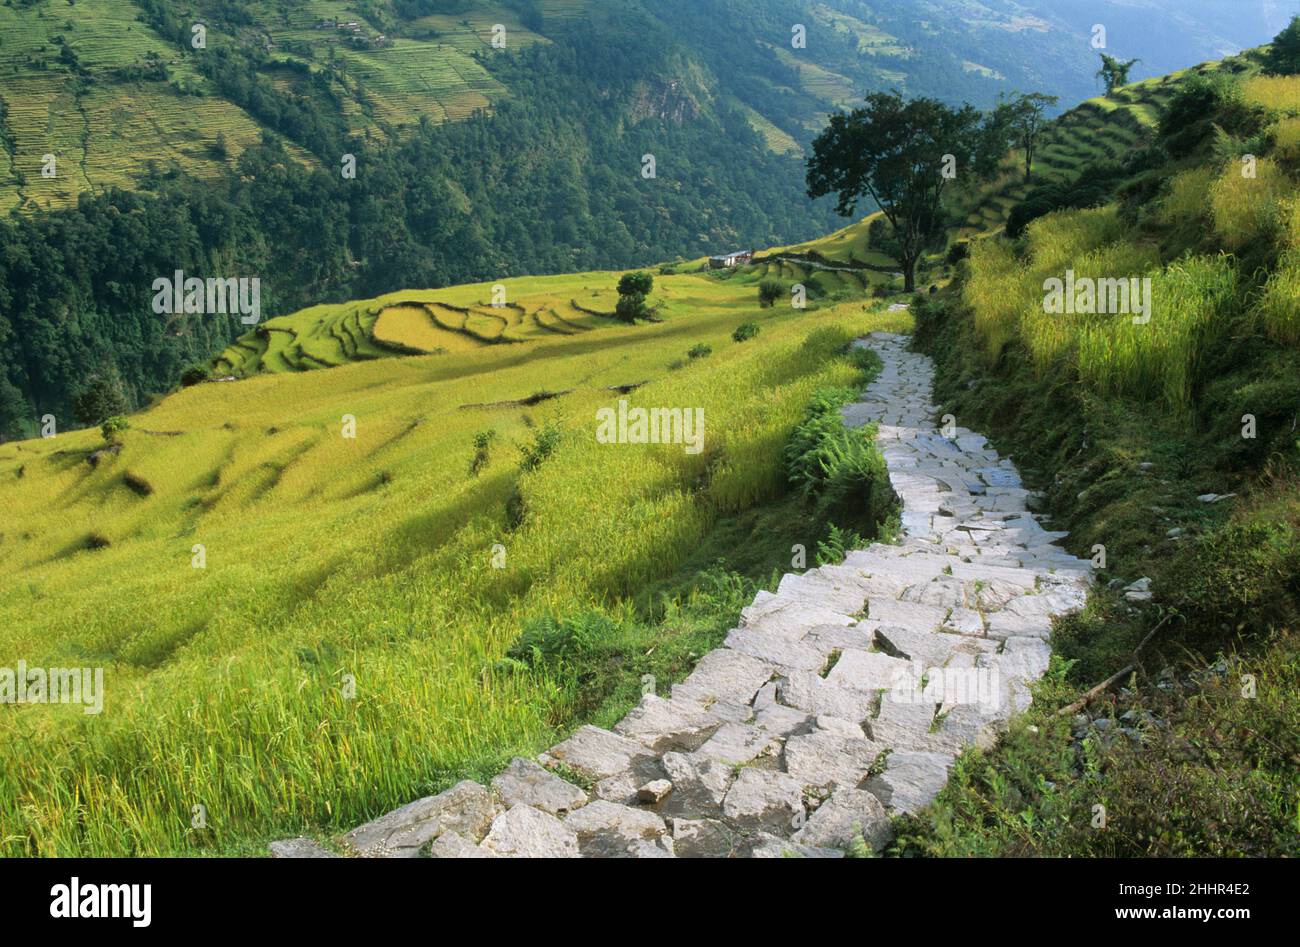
[
  {"left": 1076, "top": 255, "right": 1237, "bottom": 410},
  {"left": 0, "top": 264, "right": 907, "bottom": 856},
  {"left": 1022, "top": 242, "right": 1161, "bottom": 376},
  {"left": 1242, "top": 74, "right": 1300, "bottom": 114},
  {"left": 1025, "top": 205, "right": 1128, "bottom": 274},
  {"left": 963, "top": 238, "right": 1027, "bottom": 363},
  {"left": 965, "top": 200, "right": 1238, "bottom": 412},
  {"left": 1260, "top": 250, "right": 1300, "bottom": 347},
  {"left": 1209, "top": 158, "right": 1290, "bottom": 250},
  {"left": 1270, "top": 116, "right": 1300, "bottom": 167},
  {"left": 1156, "top": 166, "right": 1215, "bottom": 243}
]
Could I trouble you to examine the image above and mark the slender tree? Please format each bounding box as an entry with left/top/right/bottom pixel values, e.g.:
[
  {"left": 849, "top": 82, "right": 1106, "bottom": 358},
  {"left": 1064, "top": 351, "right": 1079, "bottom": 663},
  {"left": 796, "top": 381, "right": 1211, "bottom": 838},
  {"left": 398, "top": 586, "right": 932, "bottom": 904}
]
[
  {"left": 1097, "top": 54, "right": 1140, "bottom": 94},
  {"left": 996, "top": 91, "right": 1059, "bottom": 182}
]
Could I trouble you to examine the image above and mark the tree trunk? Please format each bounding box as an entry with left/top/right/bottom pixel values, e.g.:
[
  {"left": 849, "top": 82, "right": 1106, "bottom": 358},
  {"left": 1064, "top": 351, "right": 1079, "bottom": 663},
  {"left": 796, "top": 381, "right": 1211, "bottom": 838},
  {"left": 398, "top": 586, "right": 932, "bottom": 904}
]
[{"left": 902, "top": 256, "right": 916, "bottom": 293}]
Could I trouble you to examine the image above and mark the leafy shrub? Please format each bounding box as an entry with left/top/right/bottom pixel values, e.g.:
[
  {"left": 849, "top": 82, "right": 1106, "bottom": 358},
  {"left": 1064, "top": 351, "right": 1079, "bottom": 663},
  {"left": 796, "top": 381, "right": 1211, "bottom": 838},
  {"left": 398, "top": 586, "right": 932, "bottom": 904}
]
[
  {"left": 518, "top": 422, "right": 562, "bottom": 472},
  {"left": 179, "top": 364, "right": 211, "bottom": 387},
  {"left": 784, "top": 387, "right": 893, "bottom": 528},
  {"left": 687, "top": 343, "right": 712, "bottom": 360},
  {"left": 468, "top": 429, "right": 497, "bottom": 477},
  {"left": 732, "top": 321, "right": 760, "bottom": 342},
  {"left": 1006, "top": 164, "right": 1122, "bottom": 238},
  {"left": 507, "top": 612, "right": 620, "bottom": 668},
  {"left": 100, "top": 415, "right": 129, "bottom": 445},
  {"left": 1262, "top": 16, "right": 1300, "bottom": 76},
  {"left": 1158, "top": 507, "right": 1300, "bottom": 648},
  {"left": 1159, "top": 74, "right": 1258, "bottom": 156},
  {"left": 758, "top": 278, "right": 783, "bottom": 308},
  {"left": 814, "top": 522, "right": 868, "bottom": 566},
  {"left": 615, "top": 271, "right": 654, "bottom": 322},
  {"left": 73, "top": 372, "right": 130, "bottom": 427}
]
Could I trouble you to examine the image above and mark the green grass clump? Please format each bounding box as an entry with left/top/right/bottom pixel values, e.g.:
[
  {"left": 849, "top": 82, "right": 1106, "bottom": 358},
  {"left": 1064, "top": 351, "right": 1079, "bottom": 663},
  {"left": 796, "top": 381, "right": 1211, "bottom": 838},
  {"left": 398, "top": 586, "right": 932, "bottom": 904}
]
[
  {"left": 783, "top": 373, "right": 894, "bottom": 532},
  {"left": 1260, "top": 251, "right": 1300, "bottom": 346},
  {"left": 1078, "top": 254, "right": 1236, "bottom": 412},
  {"left": 1209, "top": 158, "right": 1291, "bottom": 251},
  {"left": 963, "top": 238, "right": 1028, "bottom": 363}
]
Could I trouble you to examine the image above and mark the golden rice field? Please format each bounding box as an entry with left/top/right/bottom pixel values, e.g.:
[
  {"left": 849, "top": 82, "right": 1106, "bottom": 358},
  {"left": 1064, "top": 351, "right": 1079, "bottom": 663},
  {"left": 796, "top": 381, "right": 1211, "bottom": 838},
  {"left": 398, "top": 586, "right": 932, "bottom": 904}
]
[
  {"left": 1242, "top": 74, "right": 1300, "bottom": 114},
  {"left": 963, "top": 185, "right": 1283, "bottom": 412},
  {"left": 0, "top": 248, "right": 905, "bottom": 856}
]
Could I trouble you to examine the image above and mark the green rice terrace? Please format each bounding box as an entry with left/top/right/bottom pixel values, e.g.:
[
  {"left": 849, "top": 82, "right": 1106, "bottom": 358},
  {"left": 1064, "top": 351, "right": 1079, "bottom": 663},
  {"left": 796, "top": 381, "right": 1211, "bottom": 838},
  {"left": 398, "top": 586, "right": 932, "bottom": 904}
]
[{"left": 2, "top": 20, "right": 1299, "bottom": 861}]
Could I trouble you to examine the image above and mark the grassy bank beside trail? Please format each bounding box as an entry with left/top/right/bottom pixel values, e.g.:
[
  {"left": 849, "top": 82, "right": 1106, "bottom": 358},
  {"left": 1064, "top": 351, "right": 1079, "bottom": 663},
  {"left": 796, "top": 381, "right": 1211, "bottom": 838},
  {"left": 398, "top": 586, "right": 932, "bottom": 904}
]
[
  {"left": 892, "top": 62, "right": 1300, "bottom": 857},
  {"left": 0, "top": 268, "right": 904, "bottom": 855},
  {"left": 895, "top": 209, "right": 1300, "bottom": 857}
]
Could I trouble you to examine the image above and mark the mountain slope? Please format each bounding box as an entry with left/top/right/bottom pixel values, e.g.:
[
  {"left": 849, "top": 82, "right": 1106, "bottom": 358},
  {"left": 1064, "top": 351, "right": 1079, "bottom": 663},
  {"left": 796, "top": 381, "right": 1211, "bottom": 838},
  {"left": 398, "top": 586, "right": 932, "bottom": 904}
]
[{"left": 0, "top": 0, "right": 1285, "bottom": 442}]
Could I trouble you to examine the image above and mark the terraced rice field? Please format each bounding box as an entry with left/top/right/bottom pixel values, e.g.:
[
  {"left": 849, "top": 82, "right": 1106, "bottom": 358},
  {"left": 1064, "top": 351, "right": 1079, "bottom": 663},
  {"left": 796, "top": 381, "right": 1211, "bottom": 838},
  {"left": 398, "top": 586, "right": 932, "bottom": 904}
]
[
  {"left": 946, "top": 64, "right": 1217, "bottom": 238},
  {"left": 0, "top": 0, "right": 587, "bottom": 208},
  {"left": 216, "top": 265, "right": 816, "bottom": 377},
  {"left": 0, "top": 0, "right": 315, "bottom": 211},
  {"left": 0, "top": 244, "right": 906, "bottom": 855},
  {"left": 770, "top": 46, "right": 860, "bottom": 112}
]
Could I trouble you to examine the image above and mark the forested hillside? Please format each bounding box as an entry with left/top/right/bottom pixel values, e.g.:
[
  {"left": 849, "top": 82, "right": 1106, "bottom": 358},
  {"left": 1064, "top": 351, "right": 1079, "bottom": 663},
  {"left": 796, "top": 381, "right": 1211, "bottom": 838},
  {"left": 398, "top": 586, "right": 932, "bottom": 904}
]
[{"left": 0, "top": 0, "right": 1282, "bottom": 439}]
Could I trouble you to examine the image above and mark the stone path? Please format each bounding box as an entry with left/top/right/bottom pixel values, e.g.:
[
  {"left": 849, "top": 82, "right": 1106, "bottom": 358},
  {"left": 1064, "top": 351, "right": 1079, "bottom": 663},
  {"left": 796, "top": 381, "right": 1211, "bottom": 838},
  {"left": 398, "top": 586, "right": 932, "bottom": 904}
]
[{"left": 271, "top": 332, "right": 1093, "bottom": 859}]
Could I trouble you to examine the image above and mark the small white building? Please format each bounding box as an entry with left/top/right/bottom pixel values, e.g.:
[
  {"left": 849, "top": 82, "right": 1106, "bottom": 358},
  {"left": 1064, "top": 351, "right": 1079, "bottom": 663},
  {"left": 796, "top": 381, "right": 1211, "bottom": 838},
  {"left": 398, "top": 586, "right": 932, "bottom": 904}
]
[{"left": 708, "top": 249, "right": 754, "bottom": 269}]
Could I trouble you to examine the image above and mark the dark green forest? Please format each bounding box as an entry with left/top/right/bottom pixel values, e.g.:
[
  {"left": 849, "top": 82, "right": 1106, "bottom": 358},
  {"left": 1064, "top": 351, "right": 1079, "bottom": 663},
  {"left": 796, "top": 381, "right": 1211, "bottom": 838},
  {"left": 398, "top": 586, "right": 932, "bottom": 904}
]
[{"left": 0, "top": 5, "right": 849, "bottom": 438}]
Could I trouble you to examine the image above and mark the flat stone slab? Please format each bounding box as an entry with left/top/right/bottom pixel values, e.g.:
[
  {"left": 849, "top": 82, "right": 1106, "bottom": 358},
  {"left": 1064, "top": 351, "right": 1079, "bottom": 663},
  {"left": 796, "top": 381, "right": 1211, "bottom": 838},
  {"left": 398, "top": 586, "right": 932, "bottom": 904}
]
[
  {"left": 793, "top": 788, "right": 892, "bottom": 853},
  {"left": 671, "top": 649, "right": 775, "bottom": 708},
  {"left": 866, "top": 751, "right": 954, "bottom": 815},
  {"left": 825, "top": 648, "right": 915, "bottom": 693},
  {"left": 658, "top": 751, "right": 735, "bottom": 817},
  {"left": 492, "top": 757, "right": 589, "bottom": 817},
  {"left": 429, "top": 831, "right": 497, "bottom": 858},
  {"left": 671, "top": 817, "right": 743, "bottom": 858},
  {"left": 481, "top": 804, "right": 581, "bottom": 858},
  {"left": 613, "top": 694, "right": 722, "bottom": 752},
  {"left": 864, "top": 599, "right": 948, "bottom": 632},
  {"left": 747, "top": 834, "right": 845, "bottom": 859},
  {"left": 693, "top": 722, "right": 780, "bottom": 767},
  {"left": 540, "top": 725, "right": 660, "bottom": 782},
  {"left": 724, "top": 626, "right": 826, "bottom": 671},
  {"left": 779, "top": 670, "right": 877, "bottom": 722},
  {"left": 563, "top": 800, "right": 671, "bottom": 857},
  {"left": 268, "top": 837, "right": 339, "bottom": 859},
  {"left": 341, "top": 780, "right": 497, "bottom": 857},
  {"left": 721, "top": 768, "right": 805, "bottom": 832},
  {"left": 875, "top": 624, "right": 997, "bottom": 669},
  {"left": 784, "top": 731, "right": 886, "bottom": 791}
]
